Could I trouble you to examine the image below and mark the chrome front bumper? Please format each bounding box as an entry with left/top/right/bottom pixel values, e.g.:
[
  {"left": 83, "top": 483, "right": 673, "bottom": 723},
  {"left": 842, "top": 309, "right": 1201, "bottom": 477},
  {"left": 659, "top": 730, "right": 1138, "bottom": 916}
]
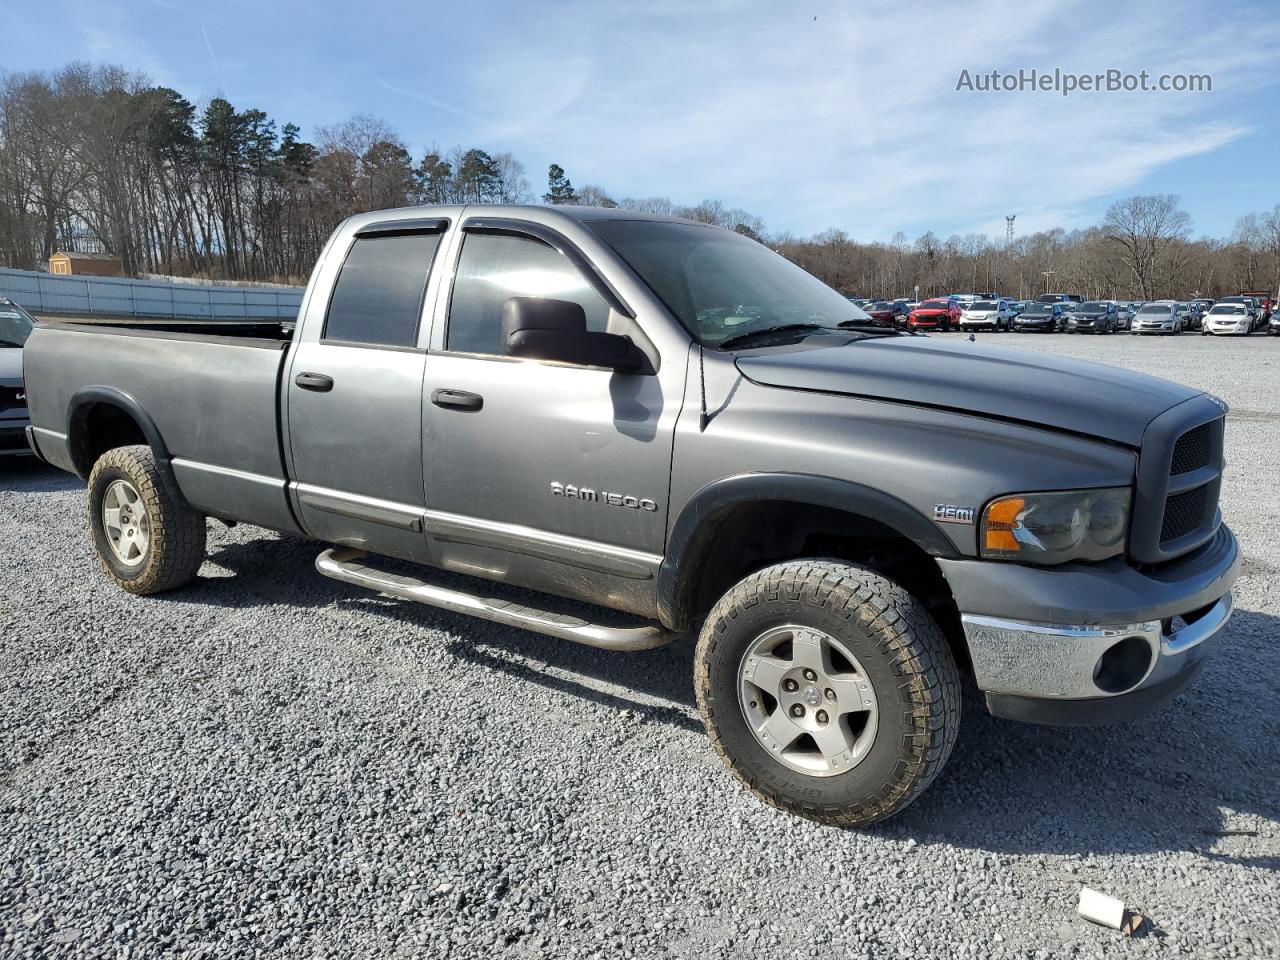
[{"left": 962, "top": 593, "right": 1232, "bottom": 702}]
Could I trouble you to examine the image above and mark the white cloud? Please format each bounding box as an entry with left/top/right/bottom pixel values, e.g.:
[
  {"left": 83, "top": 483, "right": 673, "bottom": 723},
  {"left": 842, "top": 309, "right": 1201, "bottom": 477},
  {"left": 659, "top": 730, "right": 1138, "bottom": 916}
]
[{"left": 429, "top": 0, "right": 1279, "bottom": 240}]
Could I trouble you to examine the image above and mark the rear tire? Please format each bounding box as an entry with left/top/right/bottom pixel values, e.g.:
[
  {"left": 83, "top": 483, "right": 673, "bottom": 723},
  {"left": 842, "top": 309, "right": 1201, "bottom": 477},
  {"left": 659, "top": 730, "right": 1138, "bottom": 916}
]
[
  {"left": 87, "top": 445, "right": 207, "bottom": 595},
  {"left": 694, "top": 560, "right": 960, "bottom": 826}
]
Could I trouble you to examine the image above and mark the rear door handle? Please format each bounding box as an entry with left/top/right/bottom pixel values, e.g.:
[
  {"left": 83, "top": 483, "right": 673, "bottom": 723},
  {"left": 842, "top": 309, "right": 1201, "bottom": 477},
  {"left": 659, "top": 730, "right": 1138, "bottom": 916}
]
[
  {"left": 295, "top": 372, "right": 334, "bottom": 392},
  {"left": 431, "top": 388, "right": 483, "bottom": 411}
]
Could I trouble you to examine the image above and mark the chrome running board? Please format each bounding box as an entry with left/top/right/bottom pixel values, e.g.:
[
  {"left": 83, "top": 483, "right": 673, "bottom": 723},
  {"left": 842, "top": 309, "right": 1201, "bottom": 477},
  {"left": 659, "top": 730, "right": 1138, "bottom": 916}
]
[{"left": 315, "top": 547, "right": 678, "bottom": 652}]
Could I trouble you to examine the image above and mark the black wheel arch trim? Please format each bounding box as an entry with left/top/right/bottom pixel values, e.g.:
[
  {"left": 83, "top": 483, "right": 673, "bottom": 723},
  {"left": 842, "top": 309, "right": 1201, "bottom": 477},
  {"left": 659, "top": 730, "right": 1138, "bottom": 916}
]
[
  {"left": 66, "top": 386, "right": 183, "bottom": 498},
  {"left": 657, "top": 472, "right": 962, "bottom": 630}
]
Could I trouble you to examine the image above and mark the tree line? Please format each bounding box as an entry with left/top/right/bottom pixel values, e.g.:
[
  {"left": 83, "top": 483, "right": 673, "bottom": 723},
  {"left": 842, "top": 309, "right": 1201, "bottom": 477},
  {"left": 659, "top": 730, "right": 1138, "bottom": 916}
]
[
  {"left": 1, "top": 62, "right": 1277, "bottom": 300},
  {"left": 782, "top": 196, "right": 1280, "bottom": 303}
]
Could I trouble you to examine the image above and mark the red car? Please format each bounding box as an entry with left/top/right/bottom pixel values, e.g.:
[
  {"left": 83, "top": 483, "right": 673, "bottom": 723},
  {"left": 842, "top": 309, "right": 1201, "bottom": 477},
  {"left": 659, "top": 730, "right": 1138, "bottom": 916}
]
[
  {"left": 863, "top": 300, "right": 898, "bottom": 324},
  {"left": 907, "top": 298, "right": 960, "bottom": 331}
]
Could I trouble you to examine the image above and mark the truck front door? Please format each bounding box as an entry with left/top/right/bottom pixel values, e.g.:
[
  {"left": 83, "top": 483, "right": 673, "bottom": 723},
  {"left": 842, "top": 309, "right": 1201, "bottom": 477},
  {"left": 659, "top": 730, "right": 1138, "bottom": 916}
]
[
  {"left": 285, "top": 221, "right": 448, "bottom": 563},
  {"left": 421, "top": 222, "right": 683, "bottom": 616}
]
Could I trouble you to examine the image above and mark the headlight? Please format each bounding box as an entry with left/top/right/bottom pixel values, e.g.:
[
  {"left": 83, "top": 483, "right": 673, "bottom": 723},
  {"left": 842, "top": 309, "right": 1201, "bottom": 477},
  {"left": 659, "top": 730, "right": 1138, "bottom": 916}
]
[{"left": 980, "top": 488, "right": 1130, "bottom": 565}]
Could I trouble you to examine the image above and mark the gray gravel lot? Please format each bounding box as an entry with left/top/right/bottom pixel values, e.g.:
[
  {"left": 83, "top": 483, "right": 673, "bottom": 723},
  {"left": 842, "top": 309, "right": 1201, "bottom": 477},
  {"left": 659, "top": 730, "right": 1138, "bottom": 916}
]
[{"left": 1, "top": 331, "right": 1278, "bottom": 959}]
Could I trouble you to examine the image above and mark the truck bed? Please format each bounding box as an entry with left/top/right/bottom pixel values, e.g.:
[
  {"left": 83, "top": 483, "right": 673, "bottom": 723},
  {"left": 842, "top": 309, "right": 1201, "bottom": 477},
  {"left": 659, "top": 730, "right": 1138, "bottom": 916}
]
[{"left": 23, "top": 319, "right": 301, "bottom": 535}]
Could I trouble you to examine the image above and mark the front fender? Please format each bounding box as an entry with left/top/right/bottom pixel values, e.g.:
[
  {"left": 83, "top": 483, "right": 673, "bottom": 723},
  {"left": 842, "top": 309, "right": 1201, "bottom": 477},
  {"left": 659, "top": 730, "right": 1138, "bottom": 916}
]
[{"left": 656, "top": 472, "right": 959, "bottom": 630}]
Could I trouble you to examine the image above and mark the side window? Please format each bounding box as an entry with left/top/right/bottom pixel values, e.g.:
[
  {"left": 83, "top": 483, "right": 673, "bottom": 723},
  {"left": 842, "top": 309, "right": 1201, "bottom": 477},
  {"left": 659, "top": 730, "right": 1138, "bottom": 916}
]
[
  {"left": 324, "top": 232, "right": 441, "bottom": 347},
  {"left": 447, "top": 232, "right": 611, "bottom": 356}
]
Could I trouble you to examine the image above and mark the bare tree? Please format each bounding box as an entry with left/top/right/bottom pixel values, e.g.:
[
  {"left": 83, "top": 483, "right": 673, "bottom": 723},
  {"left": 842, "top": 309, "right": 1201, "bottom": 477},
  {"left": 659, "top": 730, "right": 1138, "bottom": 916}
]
[{"left": 1102, "top": 195, "right": 1192, "bottom": 300}]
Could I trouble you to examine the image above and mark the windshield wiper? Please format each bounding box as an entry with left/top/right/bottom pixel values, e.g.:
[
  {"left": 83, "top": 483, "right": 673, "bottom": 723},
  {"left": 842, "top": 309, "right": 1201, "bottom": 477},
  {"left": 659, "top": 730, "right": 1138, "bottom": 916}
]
[
  {"left": 837, "top": 316, "right": 896, "bottom": 329},
  {"left": 718, "top": 323, "right": 833, "bottom": 350}
]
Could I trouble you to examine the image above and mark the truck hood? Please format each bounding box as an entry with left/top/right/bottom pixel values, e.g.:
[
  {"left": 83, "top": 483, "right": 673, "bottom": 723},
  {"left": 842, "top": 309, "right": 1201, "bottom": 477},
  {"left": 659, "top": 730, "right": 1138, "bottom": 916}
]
[
  {"left": 735, "top": 335, "right": 1201, "bottom": 447},
  {"left": 0, "top": 347, "right": 21, "bottom": 386}
]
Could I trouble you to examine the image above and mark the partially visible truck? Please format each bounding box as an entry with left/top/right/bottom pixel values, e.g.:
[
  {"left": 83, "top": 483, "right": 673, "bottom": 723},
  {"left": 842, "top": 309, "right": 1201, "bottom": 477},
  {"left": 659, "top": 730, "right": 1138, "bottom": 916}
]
[
  {"left": 0, "top": 297, "right": 36, "bottom": 458},
  {"left": 22, "top": 204, "right": 1239, "bottom": 825}
]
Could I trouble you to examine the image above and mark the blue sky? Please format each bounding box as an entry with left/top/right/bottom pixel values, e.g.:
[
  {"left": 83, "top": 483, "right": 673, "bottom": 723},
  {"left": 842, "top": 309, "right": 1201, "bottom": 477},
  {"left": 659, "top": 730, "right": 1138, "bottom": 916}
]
[{"left": 4, "top": 0, "right": 1278, "bottom": 242}]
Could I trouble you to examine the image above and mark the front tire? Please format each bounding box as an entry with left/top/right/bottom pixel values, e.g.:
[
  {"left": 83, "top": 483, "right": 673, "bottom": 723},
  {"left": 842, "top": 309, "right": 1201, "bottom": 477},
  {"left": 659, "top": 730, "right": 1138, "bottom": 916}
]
[
  {"left": 694, "top": 560, "right": 960, "bottom": 826},
  {"left": 87, "top": 445, "right": 207, "bottom": 595}
]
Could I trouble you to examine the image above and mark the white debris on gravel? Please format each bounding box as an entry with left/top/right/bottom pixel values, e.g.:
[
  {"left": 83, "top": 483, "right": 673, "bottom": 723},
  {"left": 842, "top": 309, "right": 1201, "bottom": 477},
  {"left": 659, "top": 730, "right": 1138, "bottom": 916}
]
[{"left": 1, "top": 332, "right": 1278, "bottom": 958}]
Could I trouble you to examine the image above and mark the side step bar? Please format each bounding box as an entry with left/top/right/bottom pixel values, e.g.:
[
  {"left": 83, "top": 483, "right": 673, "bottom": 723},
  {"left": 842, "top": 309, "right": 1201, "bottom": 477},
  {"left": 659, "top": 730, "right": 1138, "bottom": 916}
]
[{"left": 315, "top": 547, "right": 679, "bottom": 652}]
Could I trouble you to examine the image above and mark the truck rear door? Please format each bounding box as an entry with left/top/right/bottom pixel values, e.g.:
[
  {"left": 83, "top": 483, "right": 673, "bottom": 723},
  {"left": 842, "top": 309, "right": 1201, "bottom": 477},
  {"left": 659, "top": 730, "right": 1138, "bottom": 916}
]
[{"left": 285, "top": 219, "right": 448, "bottom": 563}]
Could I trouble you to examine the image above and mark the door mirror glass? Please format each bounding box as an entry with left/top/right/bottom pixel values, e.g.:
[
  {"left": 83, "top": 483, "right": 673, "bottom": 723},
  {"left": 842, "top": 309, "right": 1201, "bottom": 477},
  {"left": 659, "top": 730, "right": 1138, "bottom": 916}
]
[{"left": 502, "top": 297, "right": 639, "bottom": 370}]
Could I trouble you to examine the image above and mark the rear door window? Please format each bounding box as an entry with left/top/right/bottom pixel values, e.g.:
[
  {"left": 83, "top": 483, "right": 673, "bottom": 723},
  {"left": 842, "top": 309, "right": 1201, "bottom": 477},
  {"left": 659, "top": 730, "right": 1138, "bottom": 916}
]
[{"left": 324, "top": 232, "right": 442, "bottom": 347}]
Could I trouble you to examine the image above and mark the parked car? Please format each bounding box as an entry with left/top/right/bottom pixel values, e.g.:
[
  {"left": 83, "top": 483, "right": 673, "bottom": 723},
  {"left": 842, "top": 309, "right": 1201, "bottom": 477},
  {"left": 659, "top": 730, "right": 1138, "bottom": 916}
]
[
  {"left": 863, "top": 301, "right": 898, "bottom": 324},
  {"left": 1013, "top": 302, "right": 1065, "bottom": 332},
  {"left": 1213, "top": 296, "right": 1259, "bottom": 329},
  {"left": 1114, "top": 303, "right": 1134, "bottom": 330},
  {"left": 1270, "top": 312, "right": 1280, "bottom": 336},
  {"left": 0, "top": 297, "right": 36, "bottom": 459},
  {"left": 1200, "top": 302, "right": 1253, "bottom": 336},
  {"left": 1131, "top": 300, "right": 1189, "bottom": 335},
  {"left": 958, "top": 299, "right": 1015, "bottom": 331},
  {"left": 891, "top": 298, "right": 913, "bottom": 318},
  {"left": 907, "top": 297, "right": 961, "bottom": 331},
  {"left": 1067, "top": 301, "right": 1119, "bottom": 334},
  {"left": 1035, "top": 293, "right": 1084, "bottom": 304},
  {"left": 1240, "top": 290, "right": 1273, "bottom": 325},
  {"left": 1189, "top": 298, "right": 1215, "bottom": 325},
  {"left": 19, "top": 204, "right": 1243, "bottom": 826}
]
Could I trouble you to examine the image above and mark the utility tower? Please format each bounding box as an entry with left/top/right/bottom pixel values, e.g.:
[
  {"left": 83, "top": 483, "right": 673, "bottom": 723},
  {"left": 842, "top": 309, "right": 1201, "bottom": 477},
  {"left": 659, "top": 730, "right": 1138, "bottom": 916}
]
[{"left": 1005, "top": 215, "right": 1016, "bottom": 248}]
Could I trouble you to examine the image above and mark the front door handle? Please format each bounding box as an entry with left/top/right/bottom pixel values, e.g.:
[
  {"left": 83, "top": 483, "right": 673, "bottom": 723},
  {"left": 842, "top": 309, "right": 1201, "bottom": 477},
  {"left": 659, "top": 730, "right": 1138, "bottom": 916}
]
[
  {"left": 431, "top": 388, "right": 483, "bottom": 411},
  {"left": 295, "top": 372, "right": 334, "bottom": 392}
]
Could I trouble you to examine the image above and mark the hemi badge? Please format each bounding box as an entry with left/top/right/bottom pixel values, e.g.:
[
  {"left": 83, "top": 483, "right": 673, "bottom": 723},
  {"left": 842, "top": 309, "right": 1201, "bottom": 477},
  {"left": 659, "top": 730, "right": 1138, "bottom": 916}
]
[{"left": 934, "top": 504, "right": 975, "bottom": 525}]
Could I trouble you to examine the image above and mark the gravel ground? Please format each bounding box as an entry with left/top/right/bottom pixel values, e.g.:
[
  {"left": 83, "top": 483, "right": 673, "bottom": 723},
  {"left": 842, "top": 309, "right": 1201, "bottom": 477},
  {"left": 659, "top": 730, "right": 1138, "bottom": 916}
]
[{"left": 1, "top": 331, "right": 1278, "bottom": 959}]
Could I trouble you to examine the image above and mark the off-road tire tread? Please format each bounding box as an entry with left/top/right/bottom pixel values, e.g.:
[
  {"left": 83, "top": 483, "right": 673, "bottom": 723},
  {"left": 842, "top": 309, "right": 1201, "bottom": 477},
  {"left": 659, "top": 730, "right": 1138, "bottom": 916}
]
[
  {"left": 87, "top": 445, "right": 206, "bottom": 595},
  {"left": 694, "top": 559, "right": 960, "bottom": 826}
]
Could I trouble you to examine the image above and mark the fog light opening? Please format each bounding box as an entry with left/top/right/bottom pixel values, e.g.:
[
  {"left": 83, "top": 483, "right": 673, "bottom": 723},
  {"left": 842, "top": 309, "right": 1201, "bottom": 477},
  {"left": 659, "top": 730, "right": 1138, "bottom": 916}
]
[{"left": 1093, "top": 635, "right": 1154, "bottom": 694}]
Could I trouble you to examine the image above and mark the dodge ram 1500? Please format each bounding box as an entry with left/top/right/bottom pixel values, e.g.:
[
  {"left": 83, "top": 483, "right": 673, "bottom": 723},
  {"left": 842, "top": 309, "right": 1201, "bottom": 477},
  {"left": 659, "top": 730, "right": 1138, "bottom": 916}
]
[{"left": 22, "top": 205, "right": 1239, "bottom": 824}]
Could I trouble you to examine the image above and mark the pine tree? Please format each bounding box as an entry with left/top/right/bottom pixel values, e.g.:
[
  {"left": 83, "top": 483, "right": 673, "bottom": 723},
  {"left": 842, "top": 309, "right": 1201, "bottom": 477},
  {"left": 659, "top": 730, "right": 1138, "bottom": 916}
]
[{"left": 543, "top": 163, "right": 577, "bottom": 205}]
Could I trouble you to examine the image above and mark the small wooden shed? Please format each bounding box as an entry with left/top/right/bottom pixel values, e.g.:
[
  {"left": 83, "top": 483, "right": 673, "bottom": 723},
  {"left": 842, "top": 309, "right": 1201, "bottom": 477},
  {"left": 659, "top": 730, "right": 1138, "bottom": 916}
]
[{"left": 49, "top": 251, "right": 124, "bottom": 277}]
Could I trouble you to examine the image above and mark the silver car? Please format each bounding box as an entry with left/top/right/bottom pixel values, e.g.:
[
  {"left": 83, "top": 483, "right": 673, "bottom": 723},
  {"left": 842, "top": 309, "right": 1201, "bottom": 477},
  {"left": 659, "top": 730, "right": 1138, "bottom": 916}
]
[
  {"left": 0, "top": 297, "right": 35, "bottom": 458},
  {"left": 1131, "top": 300, "right": 1188, "bottom": 335}
]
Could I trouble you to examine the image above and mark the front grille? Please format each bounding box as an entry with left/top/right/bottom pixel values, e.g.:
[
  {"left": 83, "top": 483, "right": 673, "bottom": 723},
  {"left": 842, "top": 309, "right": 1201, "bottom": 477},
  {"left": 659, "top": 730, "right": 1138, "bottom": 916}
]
[
  {"left": 1134, "top": 407, "right": 1225, "bottom": 563},
  {"left": 1170, "top": 422, "right": 1213, "bottom": 474},
  {"left": 1161, "top": 487, "right": 1208, "bottom": 543}
]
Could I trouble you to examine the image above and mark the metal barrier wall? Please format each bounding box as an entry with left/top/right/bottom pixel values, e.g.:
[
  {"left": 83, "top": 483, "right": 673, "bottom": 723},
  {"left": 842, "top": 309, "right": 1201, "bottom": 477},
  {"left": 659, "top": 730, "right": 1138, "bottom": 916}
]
[{"left": 0, "top": 266, "right": 304, "bottom": 320}]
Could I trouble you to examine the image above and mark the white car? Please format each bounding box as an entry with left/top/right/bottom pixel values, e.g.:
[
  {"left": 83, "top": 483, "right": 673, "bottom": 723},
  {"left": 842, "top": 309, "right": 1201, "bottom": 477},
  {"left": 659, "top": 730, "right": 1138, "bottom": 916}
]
[
  {"left": 1200, "top": 302, "right": 1253, "bottom": 336},
  {"left": 958, "top": 298, "right": 1016, "bottom": 331}
]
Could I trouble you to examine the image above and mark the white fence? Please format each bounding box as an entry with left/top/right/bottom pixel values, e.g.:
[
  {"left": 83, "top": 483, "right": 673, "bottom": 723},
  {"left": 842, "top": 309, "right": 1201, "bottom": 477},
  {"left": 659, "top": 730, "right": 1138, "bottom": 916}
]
[{"left": 0, "top": 266, "right": 303, "bottom": 320}]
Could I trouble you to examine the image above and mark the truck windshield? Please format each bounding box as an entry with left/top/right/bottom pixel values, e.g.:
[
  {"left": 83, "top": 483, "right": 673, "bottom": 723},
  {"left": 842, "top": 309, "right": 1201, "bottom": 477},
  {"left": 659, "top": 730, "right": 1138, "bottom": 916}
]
[
  {"left": 0, "top": 305, "right": 35, "bottom": 347},
  {"left": 587, "top": 219, "right": 875, "bottom": 346}
]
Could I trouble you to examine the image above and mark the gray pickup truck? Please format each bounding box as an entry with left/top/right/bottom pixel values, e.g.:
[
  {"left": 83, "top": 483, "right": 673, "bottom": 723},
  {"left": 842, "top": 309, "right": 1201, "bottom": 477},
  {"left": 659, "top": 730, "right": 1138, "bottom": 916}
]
[{"left": 23, "top": 205, "right": 1239, "bottom": 825}]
